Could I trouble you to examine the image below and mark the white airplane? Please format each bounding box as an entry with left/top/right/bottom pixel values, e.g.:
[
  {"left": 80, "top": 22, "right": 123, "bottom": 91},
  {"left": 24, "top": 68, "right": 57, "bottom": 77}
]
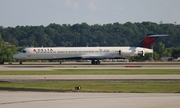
[{"left": 13, "top": 34, "right": 168, "bottom": 64}]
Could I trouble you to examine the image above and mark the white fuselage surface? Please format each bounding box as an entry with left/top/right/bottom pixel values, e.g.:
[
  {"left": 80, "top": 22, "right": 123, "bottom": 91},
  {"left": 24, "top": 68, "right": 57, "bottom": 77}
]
[{"left": 13, "top": 46, "right": 153, "bottom": 60}]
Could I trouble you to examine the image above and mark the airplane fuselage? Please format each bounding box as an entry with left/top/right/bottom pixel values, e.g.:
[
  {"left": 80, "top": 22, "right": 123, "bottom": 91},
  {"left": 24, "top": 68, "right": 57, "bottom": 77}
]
[
  {"left": 13, "top": 34, "right": 167, "bottom": 64},
  {"left": 13, "top": 47, "right": 153, "bottom": 60}
]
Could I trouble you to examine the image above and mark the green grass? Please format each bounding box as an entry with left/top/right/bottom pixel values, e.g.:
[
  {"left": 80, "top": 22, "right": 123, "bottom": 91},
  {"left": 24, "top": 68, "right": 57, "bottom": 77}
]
[
  {"left": 0, "top": 81, "right": 180, "bottom": 93},
  {"left": 0, "top": 70, "right": 180, "bottom": 75}
]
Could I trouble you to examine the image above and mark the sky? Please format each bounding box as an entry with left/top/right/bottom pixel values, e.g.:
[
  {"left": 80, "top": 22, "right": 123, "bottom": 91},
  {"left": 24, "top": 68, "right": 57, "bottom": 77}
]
[{"left": 0, "top": 0, "right": 180, "bottom": 27}]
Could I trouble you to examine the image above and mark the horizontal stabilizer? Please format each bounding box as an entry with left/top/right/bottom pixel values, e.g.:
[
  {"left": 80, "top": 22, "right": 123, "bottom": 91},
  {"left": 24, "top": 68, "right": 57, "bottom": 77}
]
[{"left": 146, "top": 34, "right": 168, "bottom": 37}]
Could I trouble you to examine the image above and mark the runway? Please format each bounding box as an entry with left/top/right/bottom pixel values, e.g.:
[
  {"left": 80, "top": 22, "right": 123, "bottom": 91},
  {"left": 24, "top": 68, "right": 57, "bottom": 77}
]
[
  {"left": 0, "top": 63, "right": 180, "bottom": 82},
  {"left": 1, "top": 64, "right": 180, "bottom": 70},
  {"left": 0, "top": 92, "right": 180, "bottom": 108},
  {"left": 1, "top": 75, "right": 180, "bottom": 82}
]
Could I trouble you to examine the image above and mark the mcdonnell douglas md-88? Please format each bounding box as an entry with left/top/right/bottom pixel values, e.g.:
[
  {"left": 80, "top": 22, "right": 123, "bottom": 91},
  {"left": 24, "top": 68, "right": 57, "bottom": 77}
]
[{"left": 13, "top": 34, "right": 168, "bottom": 64}]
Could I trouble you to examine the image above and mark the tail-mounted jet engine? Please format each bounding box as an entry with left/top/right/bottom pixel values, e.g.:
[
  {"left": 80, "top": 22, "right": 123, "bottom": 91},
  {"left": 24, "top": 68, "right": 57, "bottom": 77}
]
[
  {"left": 119, "top": 50, "right": 145, "bottom": 57},
  {"left": 137, "top": 50, "right": 145, "bottom": 56}
]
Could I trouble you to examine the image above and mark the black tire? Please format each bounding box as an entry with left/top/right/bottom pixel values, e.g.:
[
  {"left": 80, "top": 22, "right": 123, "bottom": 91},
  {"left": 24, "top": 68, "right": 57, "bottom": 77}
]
[
  {"left": 91, "top": 60, "right": 96, "bottom": 64},
  {"left": 96, "top": 60, "right": 100, "bottom": 65}
]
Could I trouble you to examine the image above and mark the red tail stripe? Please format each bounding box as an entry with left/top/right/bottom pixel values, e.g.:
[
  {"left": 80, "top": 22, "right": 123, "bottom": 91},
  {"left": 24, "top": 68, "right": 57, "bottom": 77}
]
[{"left": 142, "top": 38, "right": 156, "bottom": 48}]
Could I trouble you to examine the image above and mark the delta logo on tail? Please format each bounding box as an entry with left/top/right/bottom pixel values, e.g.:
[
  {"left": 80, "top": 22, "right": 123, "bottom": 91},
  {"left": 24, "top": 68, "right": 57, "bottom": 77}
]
[{"left": 136, "top": 34, "right": 168, "bottom": 49}]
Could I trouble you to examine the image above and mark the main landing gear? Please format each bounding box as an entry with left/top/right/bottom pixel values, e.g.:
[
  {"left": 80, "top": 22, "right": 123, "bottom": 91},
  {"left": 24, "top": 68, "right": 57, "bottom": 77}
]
[
  {"left": 19, "top": 60, "right": 23, "bottom": 64},
  {"left": 91, "top": 60, "right": 100, "bottom": 65}
]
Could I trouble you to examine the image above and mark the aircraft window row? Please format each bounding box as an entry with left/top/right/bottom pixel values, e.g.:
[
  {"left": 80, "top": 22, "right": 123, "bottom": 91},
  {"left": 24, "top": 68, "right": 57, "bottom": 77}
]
[
  {"left": 36, "top": 50, "right": 110, "bottom": 53},
  {"left": 56, "top": 50, "right": 110, "bottom": 53}
]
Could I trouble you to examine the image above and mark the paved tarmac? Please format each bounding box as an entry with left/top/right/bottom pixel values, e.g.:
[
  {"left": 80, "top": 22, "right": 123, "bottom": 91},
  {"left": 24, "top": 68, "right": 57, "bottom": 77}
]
[
  {"left": 0, "top": 64, "right": 180, "bottom": 82},
  {"left": 1, "top": 75, "right": 180, "bottom": 82},
  {"left": 1, "top": 64, "right": 180, "bottom": 70},
  {"left": 0, "top": 92, "right": 180, "bottom": 108}
]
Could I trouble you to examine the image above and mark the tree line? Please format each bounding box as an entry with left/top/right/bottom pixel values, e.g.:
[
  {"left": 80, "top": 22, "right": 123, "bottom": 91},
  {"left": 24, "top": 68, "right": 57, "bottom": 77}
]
[
  {"left": 1, "top": 22, "right": 180, "bottom": 47},
  {"left": 0, "top": 35, "right": 17, "bottom": 63},
  {"left": 0, "top": 21, "right": 180, "bottom": 63}
]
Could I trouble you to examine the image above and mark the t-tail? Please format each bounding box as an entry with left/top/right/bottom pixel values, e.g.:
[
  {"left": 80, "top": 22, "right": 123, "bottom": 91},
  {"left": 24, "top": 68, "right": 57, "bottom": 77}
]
[{"left": 135, "top": 34, "right": 168, "bottom": 49}]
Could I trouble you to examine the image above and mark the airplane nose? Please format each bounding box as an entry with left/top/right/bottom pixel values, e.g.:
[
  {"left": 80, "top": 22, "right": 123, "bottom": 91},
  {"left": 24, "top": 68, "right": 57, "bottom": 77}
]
[{"left": 13, "top": 54, "right": 20, "bottom": 59}]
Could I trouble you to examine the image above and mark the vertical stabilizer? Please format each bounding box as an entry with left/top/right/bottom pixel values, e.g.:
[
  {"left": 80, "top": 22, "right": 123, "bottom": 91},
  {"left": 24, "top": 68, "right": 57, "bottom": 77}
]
[{"left": 135, "top": 34, "right": 168, "bottom": 49}]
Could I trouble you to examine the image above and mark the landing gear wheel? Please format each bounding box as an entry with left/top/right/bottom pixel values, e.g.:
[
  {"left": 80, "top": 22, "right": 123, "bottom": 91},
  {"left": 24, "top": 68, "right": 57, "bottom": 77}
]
[
  {"left": 91, "top": 60, "right": 101, "bottom": 65},
  {"left": 91, "top": 60, "right": 96, "bottom": 65},
  {"left": 19, "top": 61, "right": 22, "bottom": 65},
  {"left": 96, "top": 60, "right": 100, "bottom": 65}
]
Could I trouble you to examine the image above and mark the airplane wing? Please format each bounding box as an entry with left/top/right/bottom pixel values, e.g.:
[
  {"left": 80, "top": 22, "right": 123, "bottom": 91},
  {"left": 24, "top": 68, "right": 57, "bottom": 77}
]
[{"left": 81, "top": 55, "right": 106, "bottom": 60}]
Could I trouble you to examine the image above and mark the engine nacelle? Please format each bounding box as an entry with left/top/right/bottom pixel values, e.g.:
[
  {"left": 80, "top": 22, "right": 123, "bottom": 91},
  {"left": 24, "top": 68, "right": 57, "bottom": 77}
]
[
  {"left": 119, "top": 50, "right": 138, "bottom": 57},
  {"left": 119, "top": 50, "right": 145, "bottom": 57},
  {"left": 137, "top": 50, "right": 145, "bottom": 56}
]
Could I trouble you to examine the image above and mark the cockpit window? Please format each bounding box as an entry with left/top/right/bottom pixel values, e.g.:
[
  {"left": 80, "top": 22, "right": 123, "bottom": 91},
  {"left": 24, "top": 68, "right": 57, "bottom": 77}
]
[{"left": 20, "top": 50, "right": 26, "bottom": 53}]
